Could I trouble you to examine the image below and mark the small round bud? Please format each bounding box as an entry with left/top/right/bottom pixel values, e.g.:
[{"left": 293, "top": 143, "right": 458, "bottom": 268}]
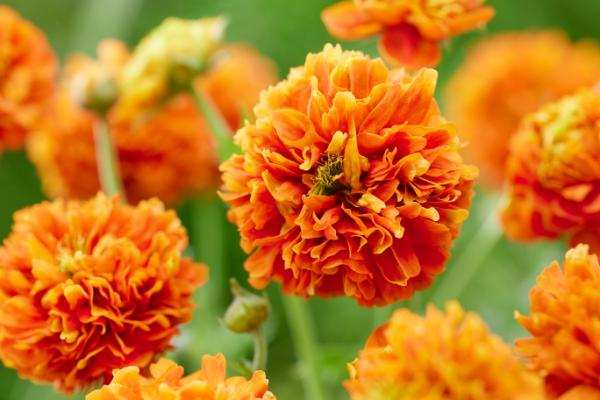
[
  {"left": 223, "top": 278, "right": 270, "bottom": 333},
  {"left": 71, "top": 68, "right": 118, "bottom": 114}
]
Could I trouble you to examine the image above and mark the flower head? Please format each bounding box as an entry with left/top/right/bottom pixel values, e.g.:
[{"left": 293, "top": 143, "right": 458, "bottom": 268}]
[
  {"left": 27, "top": 40, "right": 219, "bottom": 205},
  {"left": 196, "top": 44, "right": 278, "bottom": 130},
  {"left": 0, "top": 194, "right": 207, "bottom": 393},
  {"left": 220, "top": 44, "right": 476, "bottom": 306},
  {"left": 346, "top": 302, "right": 544, "bottom": 400},
  {"left": 516, "top": 244, "right": 600, "bottom": 397},
  {"left": 0, "top": 5, "right": 57, "bottom": 153},
  {"left": 120, "top": 16, "right": 226, "bottom": 113},
  {"left": 445, "top": 31, "right": 600, "bottom": 186},
  {"left": 500, "top": 89, "right": 600, "bottom": 243},
  {"left": 86, "top": 353, "right": 276, "bottom": 400},
  {"left": 322, "top": 0, "right": 494, "bottom": 69}
]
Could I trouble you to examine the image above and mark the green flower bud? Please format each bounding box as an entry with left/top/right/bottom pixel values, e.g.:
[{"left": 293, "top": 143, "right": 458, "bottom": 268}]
[{"left": 224, "top": 278, "right": 270, "bottom": 333}]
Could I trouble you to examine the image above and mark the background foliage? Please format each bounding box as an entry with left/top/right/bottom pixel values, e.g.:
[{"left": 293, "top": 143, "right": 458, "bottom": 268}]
[{"left": 0, "top": 0, "right": 593, "bottom": 398}]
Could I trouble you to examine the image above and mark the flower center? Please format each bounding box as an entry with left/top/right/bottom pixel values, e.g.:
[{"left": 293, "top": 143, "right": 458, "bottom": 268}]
[{"left": 310, "top": 154, "right": 347, "bottom": 195}]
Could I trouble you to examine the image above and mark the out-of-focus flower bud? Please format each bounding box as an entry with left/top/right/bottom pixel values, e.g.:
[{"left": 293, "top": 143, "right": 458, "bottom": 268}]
[
  {"left": 120, "top": 16, "right": 227, "bottom": 113},
  {"left": 224, "top": 278, "right": 270, "bottom": 333},
  {"left": 65, "top": 39, "right": 129, "bottom": 115}
]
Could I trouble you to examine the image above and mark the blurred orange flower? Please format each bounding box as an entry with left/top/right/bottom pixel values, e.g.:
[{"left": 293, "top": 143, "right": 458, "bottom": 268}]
[
  {"left": 500, "top": 89, "right": 600, "bottom": 243},
  {"left": 346, "top": 302, "right": 544, "bottom": 399},
  {"left": 86, "top": 353, "right": 276, "bottom": 400},
  {"left": 516, "top": 244, "right": 600, "bottom": 398},
  {"left": 196, "top": 44, "right": 278, "bottom": 130},
  {"left": 445, "top": 31, "right": 600, "bottom": 186},
  {"left": 0, "top": 194, "right": 207, "bottom": 393},
  {"left": 0, "top": 5, "right": 57, "bottom": 153},
  {"left": 559, "top": 385, "right": 600, "bottom": 400},
  {"left": 220, "top": 44, "right": 476, "bottom": 306},
  {"left": 28, "top": 39, "right": 235, "bottom": 204},
  {"left": 322, "top": 0, "right": 494, "bottom": 69}
]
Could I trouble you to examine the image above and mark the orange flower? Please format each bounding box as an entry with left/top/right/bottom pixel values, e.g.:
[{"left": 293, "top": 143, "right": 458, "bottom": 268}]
[
  {"left": 346, "top": 302, "right": 544, "bottom": 399},
  {"left": 559, "top": 385, "right": 600, "bottom": 400},
  {"left": 196, "top": 44, "right": 278, "bottom": 130},
  {"left": 27, "top": 40, "right": 219, "bottom": 205},
  {"left": 0, "top": 5, "right": 57, "bottom": 153},
  {"left": 220, "top": 44, "right": 476, "bottom": 306},
  {"left": 500, "top": 89, "right": 600, "bottom": 243},
  {"left": 516, "top": 244, "right": 600, "bottom": 398},
  {"left": 445, "top": 31, "right": 600, "bottom": 186},
  {"left": 0, "top": 194, "right": 207, "bottom": 393},
  {"left": 86, "top": 353, "right": 276, "bottom": 400},
  {"left": 321, "top": 0, "right": 494, "bottom": 69}
]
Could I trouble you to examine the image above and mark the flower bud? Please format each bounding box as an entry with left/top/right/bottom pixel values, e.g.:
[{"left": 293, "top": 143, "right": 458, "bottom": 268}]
[
  {"left": 120, "top": 16, "right": 227, "bottom": 112},
  {"left": 65, "top": 40, "right": 128, "bottom": 115},
  {"left": 223, "top": 278, "right": 270, "bottom": 333},
  {"left": 70, "top": 66, "right": 118, "bottom": 114}
]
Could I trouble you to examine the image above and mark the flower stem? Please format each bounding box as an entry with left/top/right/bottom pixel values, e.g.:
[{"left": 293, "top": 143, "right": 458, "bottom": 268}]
[
  {"left": 282, "top": 296, "right": 326, "bottom": 400},
  {"left": 251, "top": 327, "right": 268, "bottom": 372},
  {"left": 429, "top": 199, "right": 502, "bottom": 304},
  {"left": 191, "top": 88, "right": 238, "bottom": 162},
  {"left": 94, "top": 116, "right": 126, "bottom": 201}
]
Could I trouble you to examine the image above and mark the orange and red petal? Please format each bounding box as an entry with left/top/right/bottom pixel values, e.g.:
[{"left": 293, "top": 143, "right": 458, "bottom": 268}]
[
  {"left": 321, "top": 1, "right": 382, "bottom": 40},
  {"left": 378, "top": 24, "right": 442, "bottom": 69}
]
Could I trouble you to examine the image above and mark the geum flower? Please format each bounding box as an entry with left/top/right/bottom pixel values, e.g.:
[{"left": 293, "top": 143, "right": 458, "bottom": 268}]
[
  {"left": 322, "top": 0, "right": 494, "bottom": 69},
  {"left": 0, "top": 5, "right": 57, "bottom": 153},
  {"left": 500, "top": 88, "right": 600, "bottom": 247},
  {"left": 346, "top": 302, "right": 544, "bottom": 400},
  {"left": 0, "top": 194, "right": 207, "bottom": 393},
  {"left": 86, "top": 353, "right": 276, "bottom": 400},
  {"left": 445, "top": 31, "right": 600, "bottom": 186},
  {"left": 516, "top": 244, "right": 600, "bottom": 399},
  {"left": 220, "top": 44, "right": 476, "bottom": 306}
]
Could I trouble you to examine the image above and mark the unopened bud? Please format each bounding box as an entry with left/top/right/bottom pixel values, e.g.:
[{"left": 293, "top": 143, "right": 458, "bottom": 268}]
[
  {"left": 71, "top": 68, "right": 118, "bottom": 114},
  {"left": 224, "top": 278, "right": 269, "bottom": 333}
]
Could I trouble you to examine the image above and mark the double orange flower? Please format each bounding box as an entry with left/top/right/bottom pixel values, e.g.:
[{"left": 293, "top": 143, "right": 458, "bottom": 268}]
[
  {"left": 0, "top": 6, "right": 57, "bottom": 154},
  {"left": 220, "top": 44, "right": 476, "bottom": 306},
  {"left": 322, "top": 0, "right": 494, "bottom": 68}
]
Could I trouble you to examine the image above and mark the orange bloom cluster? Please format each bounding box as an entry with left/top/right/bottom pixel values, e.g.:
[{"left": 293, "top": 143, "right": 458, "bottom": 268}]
[
  {"left": 501, "top": 89, "right": 600, "bottom": 245},
  {"left": 346, "top": 302, "right": 544, "bottom": 399},
  {"left": 28, "top": 40, "right": 276, "bottom": 205},
  {"left": 445, "top": 31, "right": 600, "bottom": 186},
  {"left": 0, "top": 6, "right": 57, "bottom": 153},
  {"left": 322, "top": 0, "right": 494, "bottom": 69},
  {"left": 86, "top": 353, "right": 276, "bottom": 400},
  {"left": 516, "top": 244, "right": 600, "bottom": 398},
  {"left": 0, "top": 194, "right": 207, "bottom": 393},
  {"left": 220, "top": 44, "right": 476, "bottom": 306}
]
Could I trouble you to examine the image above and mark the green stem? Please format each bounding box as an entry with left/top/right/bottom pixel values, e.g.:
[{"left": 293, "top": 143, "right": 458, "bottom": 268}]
[
  {"left": 94, "top": 116, "right": 126, "bottom": 200},
  {"left": 429, "top": 203, "right": 502, "bottom": 305},
  {"left": 191, "top": 89, "right": 238, "bottom": 162},
  {"left": 251, "top": 327, "right": 268, "bottom": 372},
  {"left": 283, "top": 296, "right": 326, "bottom": 400}
]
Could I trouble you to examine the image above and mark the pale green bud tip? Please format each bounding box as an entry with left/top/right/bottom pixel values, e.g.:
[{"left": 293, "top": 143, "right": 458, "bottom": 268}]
[
  {"left": 224, "top": 278, "right": 270, "bottom": 334},
  {"left": 71, "top": 68, "right": 118, "bottom": 115}
]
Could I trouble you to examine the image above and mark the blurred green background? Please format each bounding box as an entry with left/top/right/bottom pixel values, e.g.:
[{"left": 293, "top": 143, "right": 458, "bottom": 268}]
[{"left": 0, "top": 0, "right": 592, "bottom": 398}]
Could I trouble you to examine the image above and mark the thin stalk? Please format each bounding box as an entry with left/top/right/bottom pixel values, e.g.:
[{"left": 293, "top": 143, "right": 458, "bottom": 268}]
[
  {"left": 94, "top": 117, "right": 126, "bottom": 200},
  {"left": 251, "top": 327, "right": 268, "bottom": 372},
  {"left": 429, "top": 204, "right": 502, "bottom": 305},
  {"left": 191, "top": 89, "right": 238, "bottom": 161},
  {"left": 283, "top": 296, "right": 326, "bottom": 400}
]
